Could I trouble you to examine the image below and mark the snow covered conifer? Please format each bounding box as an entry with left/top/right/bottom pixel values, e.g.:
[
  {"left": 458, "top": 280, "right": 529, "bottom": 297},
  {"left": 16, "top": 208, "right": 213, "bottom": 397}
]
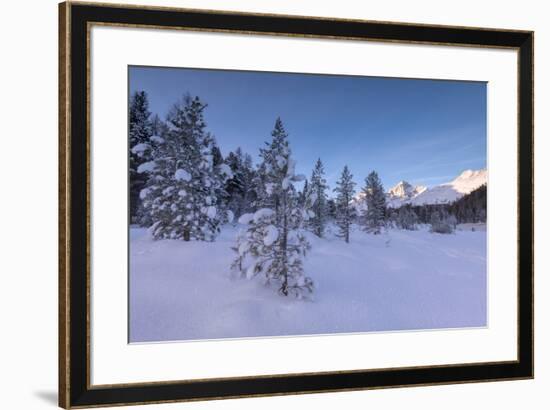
[
  {"left": 136, "top": 114, "right": 168, "bottom": 227},
  {"left": 326, "top": 199, "right": 337, "bottom": 220},
  {"left": 308, "top": 158, "right": 329, "bottom": 237},
  {"left": 360, "top": 171, "right": 387, "bottom": 234},
  {"left": 232, "top": 207, "right": 313, "bottom": 298},
  {"left": 140, "top": 95, "right": 230, "bottom": 241},
  {"left": 241, "top": 153, "right": 258, "bottom": 213},
  {"left": 150, "top": 113, "right": 168, "bottom": 137},
  {"left": 253, "top": 117, "right": 291, "bottom": 212},
  {"left": 297, "top": 179, "right": 309, "bottom": 208},
  {"left": 232, "top": 118, "right": 313, "bottom": 298},
  {"left": 224, "top": 148, "right": 256, "bottom": 220},
  {"left": 397, "top": 206, "right": 418, "bottom": 230},
  {"left": 429, "top": 208, "right": 455, "bottom": 234},
  {"left": 211, "top": 143, "right": 224, "bottom": 167},
  {"left": 129, "top": 91, "right": 153, "bottom": 222},
  {"left": 333, "top": 165, "right": 356, "bottom": 243}
]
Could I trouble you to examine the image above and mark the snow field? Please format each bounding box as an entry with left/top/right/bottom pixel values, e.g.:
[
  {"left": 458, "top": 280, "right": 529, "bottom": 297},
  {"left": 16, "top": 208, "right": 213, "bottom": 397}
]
[{"left": 129, "top": 224, "right": 486, "bottom": 342}]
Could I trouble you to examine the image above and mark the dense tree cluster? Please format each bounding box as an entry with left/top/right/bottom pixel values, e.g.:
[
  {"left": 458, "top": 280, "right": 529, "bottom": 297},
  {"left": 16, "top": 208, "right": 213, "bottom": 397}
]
[
  {"left": 395, "top": 184, "right": 487, "bottom": 232},
  {"left": 449, "top": 184, "right": 487, "bottom": 223},
  {"left": 129, "top": 91, "right": 153, "bottom": 223}
]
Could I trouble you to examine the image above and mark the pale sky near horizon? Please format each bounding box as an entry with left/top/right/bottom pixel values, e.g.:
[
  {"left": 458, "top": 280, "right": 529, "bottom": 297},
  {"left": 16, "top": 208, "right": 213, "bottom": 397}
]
[{"left": 129, "top": 66, "right": 486, "bottom": 193}]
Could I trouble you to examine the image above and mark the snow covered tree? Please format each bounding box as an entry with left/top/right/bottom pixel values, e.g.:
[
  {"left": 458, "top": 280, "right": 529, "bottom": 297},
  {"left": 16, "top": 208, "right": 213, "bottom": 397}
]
[
  {"left": 135, "top": 114, "right": 167, "bottom": 227},
  {"left": 297, "top": 179, "right": 309, "bottom": 208},
  {"left": 224, "top": 149, "right": 245, "bottom": 217},
  {"left": 326, "top": 199, "right": 337, "bottom": 220},
  {"left": 429, "top": 208, "right": 455, "bottom": 234},
  {"left": 224, "top": 148, "right": 257, "bottom": 220},
  {"left": 333, "top": 165, "right": 356, "bottom": 243},
  {"left": 241, "top": 153, "right": 258, "bottom": 213},
  {"left": 360, "top": 171, "right": 387, "bottom": 234},
  {"left": 150, "top": 113, "right": 168, "bottom": 137},
  {"left": 129, "top": 91, "right": 153, "bottom": 222},
  {"left": 140, "top": 95, "right": 231, "bottom": 241},
  {"left": 232, "top": 118, "right": 313, "bottom": 298},
  {"left": 211, "top": 143, "right": 224, "bottom": 167},
  {"left": 252, "top": 117, "right": 291, "bottom": 213},
  {"left": 308, "top": 158, "right": 329, "bottom": 237},
  {"left": 232, "top": 207, "right": 313, "bottom": 298},
  {"left": 397, "top": 205, "right": 418, "bottom": 230}
]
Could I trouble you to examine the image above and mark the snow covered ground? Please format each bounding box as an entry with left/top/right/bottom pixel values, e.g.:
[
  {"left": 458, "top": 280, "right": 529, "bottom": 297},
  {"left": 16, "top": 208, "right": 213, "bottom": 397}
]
[{"left": 129, "top": 224, "right": 487, "bottom": 343}]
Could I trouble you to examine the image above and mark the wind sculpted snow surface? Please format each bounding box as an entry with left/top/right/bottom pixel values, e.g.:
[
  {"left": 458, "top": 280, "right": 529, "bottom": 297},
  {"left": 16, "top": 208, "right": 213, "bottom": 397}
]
[{"left": 129, "top": 225, "right": 486, "bottom": 342}]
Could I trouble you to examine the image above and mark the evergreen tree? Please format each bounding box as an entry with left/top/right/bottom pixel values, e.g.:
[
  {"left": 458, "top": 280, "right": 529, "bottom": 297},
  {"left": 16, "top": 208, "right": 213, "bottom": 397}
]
[
  {"left": 397, "top": 205, "right": 418, "bottom": 230},
  {"left": 252, "top": 117, "right": 291, "bottom": 213},
  {"left": 209, "top": 135, "right": 233, "bottom": 226},
  {"left": 386, "top": 208, "right": 398, "bottom": 228},
  {"left": 429, "top": 208, "right": 455, "bottom": 234},
  {"left": 449, "top": 184, "right": 487, "bottom": 223},
  {"left": 361, "top": 171, "right": 387, "bottom": 234},
  {"left": 224, "top": 148, "right": 258, "bottom": 220},
  {"left": 297, "top": 179, "right": 309, "bottom": 208},
  {"left": 308, "top": 158, "right": 329, "bottom": 237},
  {"left": 232, "top": 118, "right": 313, "bottom": 298},
  {"left": 241, "top": 153, "right": 258, "bottom": 213},
  {"left": 137, "top": 114, "right": 167, "bottom": 227},
  {"left": 224, "top": 148, "right": 245, "bottom": 219},
  {"left": 129, "top": 91, "right": 153, "bottom": 223},
  {"left": 333, "top": 165, "right": 356, "bottom": 243},
  {"left": 140, "top": 95, "right": 231, "bottom": 241},
  {"left": 326, "top": 199, "right": 337, "bottom": 220},
  {"left": 211, "top": 143, "right": 224, "bottom": 167},
  {"left": 150, "top": 113, "right": 168, "bottom": 137}
]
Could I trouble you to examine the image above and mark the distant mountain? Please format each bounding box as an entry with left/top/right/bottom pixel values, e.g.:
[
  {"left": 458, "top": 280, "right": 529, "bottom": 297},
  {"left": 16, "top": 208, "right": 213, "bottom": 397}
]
[
  {"left": 352, "top": 169, "right": 487, "bottom": 209},
  {"left": 386, "top": 181, "right": 427, "bottom": 208},
  {"left": 410, "top": 169, "right": 487, "bottom": 206}
]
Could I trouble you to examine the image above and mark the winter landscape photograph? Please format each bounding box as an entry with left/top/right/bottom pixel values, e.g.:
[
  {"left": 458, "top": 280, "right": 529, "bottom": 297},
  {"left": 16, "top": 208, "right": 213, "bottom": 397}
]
[{"left": 128, "top": 66, "right": 488, "bottom": 343}]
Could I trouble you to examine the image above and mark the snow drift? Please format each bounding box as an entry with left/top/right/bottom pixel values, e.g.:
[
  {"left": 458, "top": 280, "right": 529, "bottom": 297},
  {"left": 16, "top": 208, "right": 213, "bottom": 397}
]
[{"left": 129, "top": 224, "right": 487, "bottom": 342}]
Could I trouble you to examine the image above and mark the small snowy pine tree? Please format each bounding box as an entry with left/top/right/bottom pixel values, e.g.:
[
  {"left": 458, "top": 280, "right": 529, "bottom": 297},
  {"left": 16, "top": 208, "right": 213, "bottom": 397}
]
[
  {"left": 232, "top": 118, "right": 313, "bottom": 298},
  {"left": 224, "top": 147, "right": 256, "bottom": 220},
  {"left": 397, "top": 206, "right": 418, "bottom": 230},
  {"left": 308, "top": 158, "right": 329, "bottom": 237},
  {"left": 150, "top": 113, "right": 168, "bottom": 137},
  {"left": 326, "top": 199, "right": 337, "bottom": 220},
  {"left": 297, "top": 179, "right": 309, "bottom": 208},
  {"left": 333, "top": 165, "right": 356, "bottom": 243},
  {"left": 429, "top": 208, "right": 455, "bottom": 234},
  {"left": 241, "top": 153, "right": 258, "bottom": 214},
  {"left": 361, "top": 171, "right": 387, "bottom": 234}
]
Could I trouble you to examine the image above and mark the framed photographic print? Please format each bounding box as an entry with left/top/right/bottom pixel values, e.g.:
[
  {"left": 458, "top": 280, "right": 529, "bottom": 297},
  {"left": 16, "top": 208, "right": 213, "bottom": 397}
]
[{"left": 59, "top": 1, "right": 534, "bottom": 408}]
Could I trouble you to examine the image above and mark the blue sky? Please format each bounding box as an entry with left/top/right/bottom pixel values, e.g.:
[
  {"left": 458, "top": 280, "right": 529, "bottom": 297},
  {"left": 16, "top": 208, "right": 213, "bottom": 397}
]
[{"left": 129, "top": 66, "right": 486, "bottom": 193}]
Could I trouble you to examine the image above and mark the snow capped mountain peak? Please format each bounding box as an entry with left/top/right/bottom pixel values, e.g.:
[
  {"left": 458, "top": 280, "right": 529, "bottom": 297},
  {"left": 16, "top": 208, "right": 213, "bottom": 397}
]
[
  {"left": 352, "top": 169, "right": 486, "bottom": 209},
  {"left": 457, "top": 169, "right": 486, "bottom": 179},
  {"left": 448, "top": 169, "right": 488, "bottom": 194},
  {"left": 411, "top": 168, "right": 487, "bottom": 206},
  {"left": 388, "top": 181, "right": 427, "bottom": 199},
  {"left": 458, "top": 169, "right": 475, "bottom": 179},
  {"left": 386, "top": 181, "right": 427, "bottom": 208},
  {"left": 388, "top": 181, "right": 411, "bottom": 197}
]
